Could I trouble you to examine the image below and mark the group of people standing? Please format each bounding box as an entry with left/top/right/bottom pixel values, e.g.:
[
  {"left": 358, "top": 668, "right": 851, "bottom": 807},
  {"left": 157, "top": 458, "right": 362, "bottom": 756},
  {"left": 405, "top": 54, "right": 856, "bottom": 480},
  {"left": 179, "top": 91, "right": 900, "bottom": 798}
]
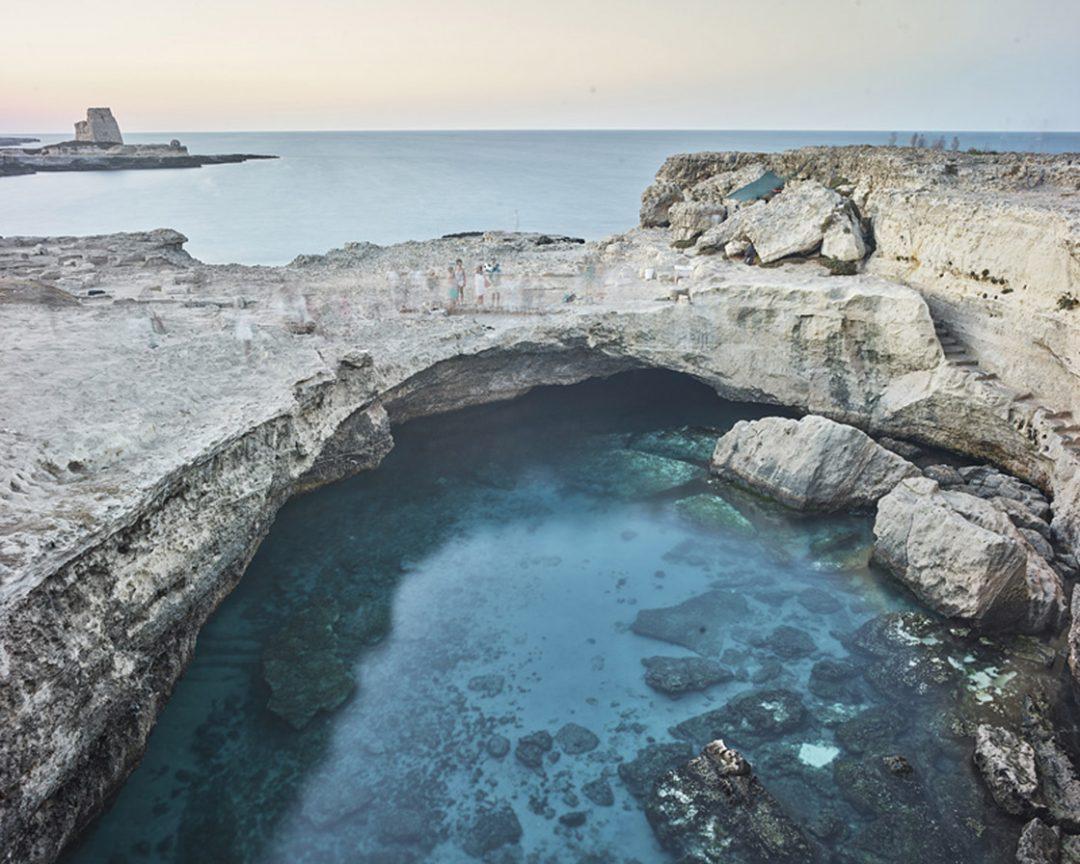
[{"left": 448, "top": 259, "right": 502, "bottom": 308}]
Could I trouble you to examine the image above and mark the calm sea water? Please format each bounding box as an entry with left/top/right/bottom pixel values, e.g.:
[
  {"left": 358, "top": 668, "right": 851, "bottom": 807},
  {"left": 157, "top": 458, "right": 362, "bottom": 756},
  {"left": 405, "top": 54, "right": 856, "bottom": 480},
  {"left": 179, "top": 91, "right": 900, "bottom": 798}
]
[
  {"left": 3, "top": 130, "right": 1078, "bottom": 265},
  {"left": 63, "top": 371, "right": 1042, "bottom": 864}
]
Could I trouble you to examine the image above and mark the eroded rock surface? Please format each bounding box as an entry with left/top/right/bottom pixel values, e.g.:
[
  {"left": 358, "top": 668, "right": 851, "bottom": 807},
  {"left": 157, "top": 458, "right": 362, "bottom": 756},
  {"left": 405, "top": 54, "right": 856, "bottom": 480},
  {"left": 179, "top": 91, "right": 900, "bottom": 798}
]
[
  {"left": 644, "top": 740, "right": 816, "bottom": 863},
  {"left": 641, "top": 655, "right": 734, "bottom": 697},
  {"left": 2, "top": 144, "right": 1080, "bottom": 863},
  {"left": 711, "top": 414, "right": 920, "bottom": 511},
  {"left": 873, "top": 478, "right": 1066, "bottom": 632}
]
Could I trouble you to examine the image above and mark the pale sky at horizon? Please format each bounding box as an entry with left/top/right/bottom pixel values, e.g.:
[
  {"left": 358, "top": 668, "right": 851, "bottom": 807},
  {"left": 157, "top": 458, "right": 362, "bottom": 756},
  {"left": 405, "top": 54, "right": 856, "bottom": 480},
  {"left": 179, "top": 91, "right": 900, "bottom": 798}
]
[{"left": 2, "top": 0, "right": 1078, "bottom": 133}]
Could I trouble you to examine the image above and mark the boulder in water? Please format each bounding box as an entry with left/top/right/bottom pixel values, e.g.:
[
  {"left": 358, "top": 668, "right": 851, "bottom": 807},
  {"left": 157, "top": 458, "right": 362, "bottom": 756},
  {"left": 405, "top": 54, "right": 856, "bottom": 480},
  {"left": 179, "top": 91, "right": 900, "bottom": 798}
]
[
  {"left": 515, "top": 730, "right": 553, "bottom": 769},
  {"left": 671, "top": 688, "right": 807, "bottom": 744},
  {"left": 711, "top": 415, "right": 920, "bottom": 512},
  {"left": 644, "top": 740, "right": 816, "bottom": 863},
  {"left": 872, "top": 477, "right": 1066, "bottom": 633},
  {"left": 463, "top": 803, "right": 522, "bottom": 857},
  {"left": 632, "top": 589, "right": 749, "bottom": 655},
  {"left": 642, "top": 655, "right": 734, "bottom": 698},
  {"left": 261, "top": 600, "right": 356, "bottom": 729},
  {"left": 554, "top": 722, "right": 599, "bottom": 755}
]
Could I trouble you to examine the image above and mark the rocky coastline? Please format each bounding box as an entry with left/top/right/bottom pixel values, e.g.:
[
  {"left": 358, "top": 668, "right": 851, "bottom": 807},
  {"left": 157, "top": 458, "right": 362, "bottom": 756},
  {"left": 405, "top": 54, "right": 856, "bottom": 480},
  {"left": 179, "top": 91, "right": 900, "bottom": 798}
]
[
  {"left": 0, "top": 108, "right": 274, "bottom": 178},
  {"left": 1, "top": 145, "right": 1079, "bottom": 862}
]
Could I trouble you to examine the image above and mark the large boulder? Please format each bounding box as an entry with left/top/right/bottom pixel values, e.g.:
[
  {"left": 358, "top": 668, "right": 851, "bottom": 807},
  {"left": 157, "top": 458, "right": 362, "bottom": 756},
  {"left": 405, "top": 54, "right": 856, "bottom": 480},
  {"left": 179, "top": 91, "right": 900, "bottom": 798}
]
[
  {"left": 668, "top": 200, "right": 727, "bottom": 247},
  {"left": 873, "top": 478, "right": 1066, "bottom": 633},
  {"left": 645, "top": 740, "right": 816, "bottom": 863},
  {"left": 710, "top": 415, "right": 920, "bottom": 511},
  {"left": 821, "top": 204, "right": 868, "bottom": 262},
  {"left": 695, "top": 180, "right": 868, "bottom": 264}
]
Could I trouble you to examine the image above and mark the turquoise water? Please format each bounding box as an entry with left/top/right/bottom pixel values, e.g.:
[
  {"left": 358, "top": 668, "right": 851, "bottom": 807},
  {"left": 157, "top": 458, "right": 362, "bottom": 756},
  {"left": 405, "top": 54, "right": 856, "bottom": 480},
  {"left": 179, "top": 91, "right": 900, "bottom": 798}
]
[
  {"left": 64, "top": 371, "right": 1049, "bottom": 863},
  {"left": 3, "top": 129, "right": 1079, "bottom": 265}
]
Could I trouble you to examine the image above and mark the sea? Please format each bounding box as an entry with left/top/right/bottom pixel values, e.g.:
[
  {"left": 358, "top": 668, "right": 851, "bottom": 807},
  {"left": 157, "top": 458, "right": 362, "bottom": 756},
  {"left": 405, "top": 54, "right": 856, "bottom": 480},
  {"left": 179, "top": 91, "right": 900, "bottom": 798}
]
[{"left": 2, "top": 129, "right": 1077, "bottom": 265}]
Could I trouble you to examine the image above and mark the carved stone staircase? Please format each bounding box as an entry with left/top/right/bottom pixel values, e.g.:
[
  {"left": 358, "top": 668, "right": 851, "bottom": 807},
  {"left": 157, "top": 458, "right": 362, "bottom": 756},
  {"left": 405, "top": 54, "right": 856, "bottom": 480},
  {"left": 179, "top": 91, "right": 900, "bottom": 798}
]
[{"left": 932, "top": 317, "right": 1080, "bottom": 455}]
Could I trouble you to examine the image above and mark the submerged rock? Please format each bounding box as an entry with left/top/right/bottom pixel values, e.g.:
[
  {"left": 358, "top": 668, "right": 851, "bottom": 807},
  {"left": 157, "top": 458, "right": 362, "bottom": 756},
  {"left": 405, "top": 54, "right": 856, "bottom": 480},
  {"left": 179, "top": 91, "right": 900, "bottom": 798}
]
[
  {"left": 842, "top": 612, "right": 960, "bottom": 698},
  {"left": 836, "top": 706, "right": 907, "bottom": 755},
  {"left": 674, "top": 493, "right": 754, "bottom": 534},
  {"left": 873, "top": 478, "right": 1065, "bottom": 633},
  {"left": 463, "top": 803, "right": 522, "bottom": 858},
  {"left": 756, "top": 625, "right": 816, "bottom": 659},
  {"left": 711, "top": 415, "right": 919, "bottom": 512},
  {"left": 261, "top": 601, "right": 356, "bottom": 730},
  {"left": 572, "top": 448, "right": 700, "bottom": 499},
  {"left": 582, "top": 776, "right": 614, "bottom": 807},
  {"left": 641, "top": 655, "right": 734, "bottom": 697},
  {"left": 645, "top": 740, "right": 816, "bottom": 863},
  {"left": 797, "top": 586, "right": 843, "bottom": 615},
  {"left": 515, "top": 731, "right": 554, "bottom": 769},
  {"left": 833, "top": 753, "right": 959, "bottom": 863},
  {"left": 467, "top": 674, "right": 505, "bottom": 697},
  {"left": 631, "top": 589, "right": 750, "bottom": 656},
  {"left": 808, "top": 658, "right": 861, "bottom": 702},
  {"left": 554, "top": 722, "right": 599, "bottom": 755},
  {"left": 672, "top": 688, "right": 807, "bottom": 744},
  {"left": 629, "top": 426, "right": 719, "bottom": 463},
  {"left": 486, "top": 735, "right": 511, "bottom": 759},
  {"left": 618, "top": 742, "right": 694, "bottom": 799}
]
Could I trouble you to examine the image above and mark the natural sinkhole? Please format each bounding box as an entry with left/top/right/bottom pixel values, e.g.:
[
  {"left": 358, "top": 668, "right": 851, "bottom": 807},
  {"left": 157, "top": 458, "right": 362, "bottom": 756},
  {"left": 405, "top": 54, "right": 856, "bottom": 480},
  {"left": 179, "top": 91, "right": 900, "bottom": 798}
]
[{"left": 64, "top": 371, "right": 1061, "bottom": 864}]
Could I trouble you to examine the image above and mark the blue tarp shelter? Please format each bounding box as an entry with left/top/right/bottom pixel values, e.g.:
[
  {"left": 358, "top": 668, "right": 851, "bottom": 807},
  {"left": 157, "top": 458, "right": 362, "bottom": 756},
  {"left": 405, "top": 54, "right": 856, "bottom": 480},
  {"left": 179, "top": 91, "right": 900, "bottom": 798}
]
[{"left": 728, "top": 170, "right": 785, "bottom": 202}]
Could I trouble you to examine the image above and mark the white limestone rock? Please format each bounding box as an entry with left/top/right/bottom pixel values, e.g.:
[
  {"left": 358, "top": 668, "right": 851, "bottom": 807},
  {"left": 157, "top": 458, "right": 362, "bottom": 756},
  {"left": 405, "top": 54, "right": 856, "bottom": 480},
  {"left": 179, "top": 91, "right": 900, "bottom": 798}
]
[
  {"left": 668, "top": 201, "right": 727, "bottom": 247},
  {"left": 872, "top": 477, "right": 1066, "bottom": 633},
  {"left": 744, "top": 181, "right": 844, "bottom": 263},
  {"left": 640, "top": 181, "right": 683, "bottom": 227},
  {"left": 74, "top": 107, "right": 123, "bottom": 144},
  {"left": 710, "top": 415, "right": 920, "bottom": 511},
  {"left": 692, "top": 181, "right": 866, "bottom": 265},
  {"left": 821, "top": 207, "right": 867, "bottom": 262},
  {"left": 724, "top": 238, "right": 750, "bottom": 258}
]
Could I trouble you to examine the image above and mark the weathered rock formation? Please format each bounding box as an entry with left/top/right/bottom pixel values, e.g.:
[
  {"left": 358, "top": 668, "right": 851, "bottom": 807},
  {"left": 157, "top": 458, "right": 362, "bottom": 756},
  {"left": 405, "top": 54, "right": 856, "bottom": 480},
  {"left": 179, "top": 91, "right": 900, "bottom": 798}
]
[
  {"left": 73, "top": 107, "right": 123, "bottom": 144},
  {"left": 873, "top": 477, "right": 1065, "bottom": 632},
  {"left": 973, "top": 696, "right": 1080, "bottom": 863},
  {"left": 0, "top": 145, "right": 1078, "bottom": 863},
  {"left": 644, "top": 740, "right": 816, "bottom": 863},
  {"left": 710, "top": 414, "right": 920, "bottom": 510}
]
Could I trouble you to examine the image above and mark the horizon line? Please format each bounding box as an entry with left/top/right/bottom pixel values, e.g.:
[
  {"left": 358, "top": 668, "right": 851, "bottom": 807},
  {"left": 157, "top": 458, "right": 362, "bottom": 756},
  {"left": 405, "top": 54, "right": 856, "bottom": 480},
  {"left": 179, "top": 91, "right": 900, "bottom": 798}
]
[{"left": 6, "top": 126, "right": 1080, "bottom": 136}]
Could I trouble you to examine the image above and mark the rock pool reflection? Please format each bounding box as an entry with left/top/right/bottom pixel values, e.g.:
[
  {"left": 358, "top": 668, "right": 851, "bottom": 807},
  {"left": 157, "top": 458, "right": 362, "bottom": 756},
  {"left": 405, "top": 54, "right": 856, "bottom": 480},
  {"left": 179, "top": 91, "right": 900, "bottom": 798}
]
[{"left": 64, "top": 371, "right": 1049, "bottom": 863}]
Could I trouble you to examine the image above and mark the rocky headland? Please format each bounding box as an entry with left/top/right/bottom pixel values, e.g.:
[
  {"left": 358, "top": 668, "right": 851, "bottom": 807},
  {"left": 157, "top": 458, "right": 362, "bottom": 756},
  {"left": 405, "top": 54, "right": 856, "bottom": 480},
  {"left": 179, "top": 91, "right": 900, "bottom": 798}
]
[
  {"left": 0, "top": 144, "right": 1079, "bottom": 862},
  {"left": 0, "top": 108, "right": 274, "bottom": 178}
]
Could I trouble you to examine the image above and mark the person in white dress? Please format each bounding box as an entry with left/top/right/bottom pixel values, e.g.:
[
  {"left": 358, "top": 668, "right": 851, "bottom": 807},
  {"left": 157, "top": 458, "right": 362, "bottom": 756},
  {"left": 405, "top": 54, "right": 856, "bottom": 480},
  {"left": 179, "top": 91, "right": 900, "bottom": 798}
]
[{"left": 474, "top": 265, "right": 488, "bottom": 306}]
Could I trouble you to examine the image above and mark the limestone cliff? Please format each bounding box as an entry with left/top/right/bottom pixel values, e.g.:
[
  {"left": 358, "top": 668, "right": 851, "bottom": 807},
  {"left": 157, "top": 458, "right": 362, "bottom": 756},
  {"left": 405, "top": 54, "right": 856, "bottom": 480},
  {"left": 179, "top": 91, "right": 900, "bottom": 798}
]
[{"left": 0, "top": 146, "right": 1078, "bottom": 862}]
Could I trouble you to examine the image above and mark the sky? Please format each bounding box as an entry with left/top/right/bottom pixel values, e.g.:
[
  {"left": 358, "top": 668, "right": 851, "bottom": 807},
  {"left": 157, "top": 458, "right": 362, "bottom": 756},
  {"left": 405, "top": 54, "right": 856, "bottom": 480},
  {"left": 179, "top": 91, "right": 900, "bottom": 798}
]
[{"left": 2, "top": 0, "right": 1078, "bottom": 132}]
